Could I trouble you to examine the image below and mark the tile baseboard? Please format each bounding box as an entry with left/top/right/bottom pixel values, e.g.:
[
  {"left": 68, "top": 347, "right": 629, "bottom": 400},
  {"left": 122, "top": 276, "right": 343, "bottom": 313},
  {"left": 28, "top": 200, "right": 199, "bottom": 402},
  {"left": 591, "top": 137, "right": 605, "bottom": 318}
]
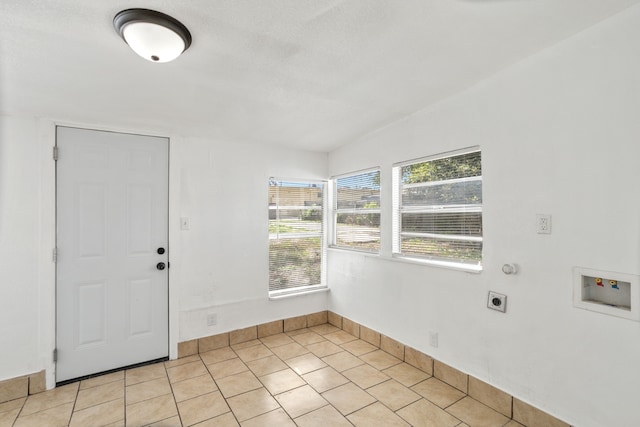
[
  {"left": 178, "top": 310, "right": 569, "bottom": 427},
  {"left": 0, "top": 370, "right": 46, "bottom": 404}
]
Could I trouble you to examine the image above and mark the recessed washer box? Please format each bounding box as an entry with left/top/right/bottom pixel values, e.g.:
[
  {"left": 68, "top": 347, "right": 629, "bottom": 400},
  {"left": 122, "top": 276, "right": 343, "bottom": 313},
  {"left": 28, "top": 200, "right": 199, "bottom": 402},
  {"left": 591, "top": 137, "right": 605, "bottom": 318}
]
[{"left": 573, "top": 267, "right": 639, "bottom": 321}]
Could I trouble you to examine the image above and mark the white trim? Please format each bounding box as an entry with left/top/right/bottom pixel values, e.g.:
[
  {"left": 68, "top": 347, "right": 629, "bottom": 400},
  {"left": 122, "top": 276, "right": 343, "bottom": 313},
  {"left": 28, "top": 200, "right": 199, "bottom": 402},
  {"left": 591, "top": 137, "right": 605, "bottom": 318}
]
[
  {"left": 400, "top": 232, "right": 483, "bottom": 243},
  {"left": 401, "top": 205, "right": 482, "bottom": 214},
  {"left": 38, "top": 118, "right": 180, "bottom": 389},
  {"left": 269, "top": 286, "right": 330, "bottom": 300},
  {"left": 403, "top": 175, "right": 482, "bottom": 189},
  {"left": 330, "top": 166, "right": 381, "bottom": 181},
  {"left": 392, "top": 145, "right": 480, "bottom": 168}
]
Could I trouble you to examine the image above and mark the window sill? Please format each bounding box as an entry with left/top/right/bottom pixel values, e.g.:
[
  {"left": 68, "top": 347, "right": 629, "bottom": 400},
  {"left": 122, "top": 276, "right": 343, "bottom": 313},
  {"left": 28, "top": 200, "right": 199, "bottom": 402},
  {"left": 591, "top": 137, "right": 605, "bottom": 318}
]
[
  {"left": 328, "top": 246, "right": 381, "bottom": 256},
  {"left": 327, "top": 249, "right": 482, "bottom": 274},
  {"left": 391, "top": 255, "right": 482, "bottom": 274},
  {"left": 269, "top": 286, "right": 330, "bottom": 300}
]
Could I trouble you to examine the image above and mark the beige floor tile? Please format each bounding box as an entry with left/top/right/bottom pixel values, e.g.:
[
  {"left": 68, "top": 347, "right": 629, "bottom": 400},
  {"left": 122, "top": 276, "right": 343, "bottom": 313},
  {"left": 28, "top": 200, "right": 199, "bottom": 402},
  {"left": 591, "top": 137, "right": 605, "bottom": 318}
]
[
  {"left": 404, "top": 347, "right": 433, "bottom": 376},
  {"left": 20, "top": 382, "right": 78, "bottom": 416},
  {"left": 0, "top": 397, "right": 26, "bottom": 413},
  {"left": 309, "top": 323, "right": 341, "bottom": 336},
  {"left": 74, "top": 379, "right": 124, "bottom": 410},
  {"left": 295, "top": 404, "right": 353, "bottom": 427},
  {"left": 167, "top": 360, "right": 209, "bottom": 384},
  {"left": 383, "top": 362, "right": 431, "bottom": 387},
  {"left": 165, "top": 355, "right": 201, "bottom": 369},
  {"left": 396, "top": 399, "right": 461, "bottom": 427},
  {"left": 360, "top": 350, "right": 402, "bottom": 370},
  {"left": 193, "top": 411, "right": 240, "bottom": 426},
  {"left": 246, "top": 355, "right": 288, "bottom": 377},
  {"left": 208, "top": 358, "right": 249, "bottom": 380},
  {"left": 146, "top": 416, "right": 182, "bottom": 426},
  {"left": 285, "top": 353, "right": 327, "bottom": 375},
  {"left": 411, "top": 377, "right": 466, "bottom": 408},
  {"left": 126, "top": 363, "right": 167, "bottom": 386},
  {"left": 241, "top": 407, "right": 295, "bottom": 427},
  {"left": 0, "top": 377, "right": 28, "bottom": 404},
  {"left": 231, "top": 339, "right": 262, "bottom": 351},
  {"left": 226, "top": 388, "right": 279, "bottom": 422},
  {"left": 285, "top": 327, "right": 311, "bottom": 337},
  {"left": 177, "top": 391, "right": 230, "bottom": 426},
  {"left": 172, "top": 374, "right": 218, "bottom": 402},
  {"left": 259, "top": 369, "right": 305, "bottom": 395},
  {"left": 78, "top": 371, "right": 124, "bottom": 390},
  {"left": 200, "top": 347, "right": 237, "bottom": 365},
  {"left": 270, "top": 342, "right": 310, "bottom": 360},
  {"left": 367, "top": 379, "right": 421, "bottom": 411},
  {"left": 291, "top": 332, "right": 325, "bottom": 346},
  {"left": 235, "top": 344, "right": 274, "bottom": 363},
  {"left": 340, "top": 339, "right": 378, "bottom": 356},
  {"left": 302, "top": 367, "right": 350, "bottom": 393},
  {"left": 434, "top": 361, "right": 468, "bottom": 393},
  {"left": 104, "top": 420, "right": 125, "bottom": 427},
  {"left": 322, "top": 351, "right": 364, "bottom": 372},
  {"left": 446, "top": 397, "right": 510, "bottom": 427},
  {"left": 0, "top": 407, "right": 21, "bottom": 427},
  {"left": 69, "top": 398, "right": 123, "bottom": 427},
  {"left": 126, "top": 376, "right": 172, "bottom": 405},
  {"left": 347, "top": 402, "right": 410, "bottom": 427},
  {"left": 503, "top": 420, "right": 525, "bottom": 427},
  {"left": 13, "top": 402, "right": 74, "bottom": 427},
  {"left": 513, "top": 398, "right": 570, "bottom": 427},
  {"left": 323, "top": 330, "right": 358, "bottom": 345},
  {"left": 217, "top": 371, "right": 263, "bottom": 398},
  {"left": 305, "top": 341, "right": 343, "bottom": 358},
  {"left": 275, "top": 385, "right": 328, "bottom": 419},
  {"left": 259, "top": 333, "right": 295, "bottom": 349},
  {"left": 126, "top": 393, "right": 178, "bottom": 427},
  {"left": 322, "top": 383, "right": 376, "bottom": 416},
  {"left": 342, "top": 364, "right": 390, "bottom": 389}
]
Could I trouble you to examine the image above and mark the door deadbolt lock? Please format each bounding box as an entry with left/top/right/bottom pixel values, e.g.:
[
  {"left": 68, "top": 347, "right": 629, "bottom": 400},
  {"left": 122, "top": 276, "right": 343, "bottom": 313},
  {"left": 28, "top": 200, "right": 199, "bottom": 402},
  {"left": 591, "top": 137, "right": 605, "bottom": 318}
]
[{"left": 157, "top": 247, "right": 165, "bottom": 255}]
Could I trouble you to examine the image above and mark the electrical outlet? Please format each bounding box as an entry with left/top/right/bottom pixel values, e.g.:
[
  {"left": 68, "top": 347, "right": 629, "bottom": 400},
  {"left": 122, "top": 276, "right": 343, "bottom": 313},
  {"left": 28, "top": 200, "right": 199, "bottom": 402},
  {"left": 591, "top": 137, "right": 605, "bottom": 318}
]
[
  {"left": 487, "top": 291, "right": 507, "bottom": 313},
  {"left": 206, "top": 313, "right": 217, "bottom": 326},
  {"left": 536, "top": 214, "right": 551, "bottom": 234},
  {"left": 429, "top": 331, "right": 439, "bottom": 348}
]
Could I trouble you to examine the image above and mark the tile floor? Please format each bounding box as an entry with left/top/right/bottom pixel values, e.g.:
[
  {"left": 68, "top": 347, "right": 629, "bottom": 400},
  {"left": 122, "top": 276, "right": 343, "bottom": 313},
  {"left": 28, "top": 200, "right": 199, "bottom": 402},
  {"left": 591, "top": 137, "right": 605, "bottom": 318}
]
[{"left": 0, "top": 324, "right": 525, "bottom": 427}]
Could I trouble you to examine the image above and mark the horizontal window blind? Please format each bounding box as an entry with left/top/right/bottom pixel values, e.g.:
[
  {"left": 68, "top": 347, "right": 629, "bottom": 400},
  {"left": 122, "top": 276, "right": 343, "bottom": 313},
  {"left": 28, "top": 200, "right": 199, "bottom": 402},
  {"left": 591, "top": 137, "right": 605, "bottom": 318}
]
[
  {"left": 393, "top": 149, "right": 482, "bottom": 267},
  {"left": 333, "top": 170, "right": 380, "bottom": 252},
  {"left": 268, "top": 179, "right": 326, "bottom": 295}
]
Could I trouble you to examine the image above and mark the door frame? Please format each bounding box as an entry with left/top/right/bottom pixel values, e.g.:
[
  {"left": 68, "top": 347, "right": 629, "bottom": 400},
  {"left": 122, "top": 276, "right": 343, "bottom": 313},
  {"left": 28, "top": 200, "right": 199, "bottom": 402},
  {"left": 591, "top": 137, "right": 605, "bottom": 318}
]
[{"left": 37, "top": 119, "right": 181, "bottom": 389}]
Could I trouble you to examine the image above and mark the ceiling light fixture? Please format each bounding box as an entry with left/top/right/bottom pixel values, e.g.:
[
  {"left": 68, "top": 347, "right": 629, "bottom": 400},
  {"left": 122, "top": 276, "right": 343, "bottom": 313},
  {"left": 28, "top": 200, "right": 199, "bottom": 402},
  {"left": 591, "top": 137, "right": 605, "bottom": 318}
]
[{"left": 113, "top": 8, "right": 192, "bottom": 63}]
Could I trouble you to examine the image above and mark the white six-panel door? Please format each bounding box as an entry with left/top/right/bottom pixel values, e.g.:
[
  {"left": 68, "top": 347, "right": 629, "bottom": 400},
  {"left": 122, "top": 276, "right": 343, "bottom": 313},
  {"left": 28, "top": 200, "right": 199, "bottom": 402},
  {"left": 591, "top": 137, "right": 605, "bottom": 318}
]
[{"left": 56, "top": 126, "right": 169, "bottom": 382}]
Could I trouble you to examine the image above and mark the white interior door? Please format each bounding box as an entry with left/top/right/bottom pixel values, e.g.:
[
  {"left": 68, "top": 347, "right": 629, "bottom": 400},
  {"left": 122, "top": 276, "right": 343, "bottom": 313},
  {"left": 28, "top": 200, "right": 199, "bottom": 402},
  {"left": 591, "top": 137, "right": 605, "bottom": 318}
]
[{"left": 56, "top": 126, "right": 169, "bottom": 382}]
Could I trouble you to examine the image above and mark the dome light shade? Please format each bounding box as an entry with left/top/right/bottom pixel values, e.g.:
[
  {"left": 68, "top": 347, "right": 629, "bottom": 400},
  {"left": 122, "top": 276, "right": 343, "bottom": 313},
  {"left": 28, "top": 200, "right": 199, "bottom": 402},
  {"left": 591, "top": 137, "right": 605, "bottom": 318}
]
[{"left": 114, "top": 9, "right": 192, "bottom": 63}]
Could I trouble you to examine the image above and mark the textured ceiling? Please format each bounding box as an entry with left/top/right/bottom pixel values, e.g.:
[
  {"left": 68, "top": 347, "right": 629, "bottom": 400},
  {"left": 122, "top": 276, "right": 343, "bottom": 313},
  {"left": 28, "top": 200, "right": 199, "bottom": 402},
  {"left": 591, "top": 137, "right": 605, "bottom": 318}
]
[{"left": 1, "top": 0, "right": 639, "bottom": 152}]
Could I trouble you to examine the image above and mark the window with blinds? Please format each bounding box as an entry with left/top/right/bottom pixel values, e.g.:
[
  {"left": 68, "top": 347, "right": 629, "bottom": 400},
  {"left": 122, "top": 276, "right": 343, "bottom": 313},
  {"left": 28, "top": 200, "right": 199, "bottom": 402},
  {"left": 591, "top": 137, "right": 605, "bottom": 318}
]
[
  {"left": 392, "top": 148, "right": 482, "bottom": 269},
  {"left": 332, "top": 170, "right": 381, "bottom": 252},
  {"left": 268, "top": 179, "right": 326, "bottom": 296}
]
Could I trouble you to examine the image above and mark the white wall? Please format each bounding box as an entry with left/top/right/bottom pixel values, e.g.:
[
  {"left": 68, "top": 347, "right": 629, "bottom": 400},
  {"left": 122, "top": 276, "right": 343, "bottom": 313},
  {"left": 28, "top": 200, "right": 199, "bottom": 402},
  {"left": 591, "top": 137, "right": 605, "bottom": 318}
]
[
  {"left": 173, "top": 137, "right": 329, "bottom": 340},
  {"left": 0, "top": 115, "right": 328, "bottom": 385},
  {"left": 327, "top": 5, "right": 640, "bottom": 427},
  {"left": 0, "top": 116, "right": 44, "bottom": 382}
]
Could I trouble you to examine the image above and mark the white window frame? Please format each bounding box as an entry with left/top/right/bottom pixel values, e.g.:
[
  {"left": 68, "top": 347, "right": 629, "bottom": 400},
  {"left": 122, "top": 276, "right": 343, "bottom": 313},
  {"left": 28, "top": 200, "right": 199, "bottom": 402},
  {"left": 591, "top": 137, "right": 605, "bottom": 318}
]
[
  {"left": 330, "top": 168, "right": 381, "bottom": 254},
  {"left": 268, "top": 177, "right": 328, "bottom": 298},
  {"left": 392, "top": 147, "right": 483, "bottom": 272}
]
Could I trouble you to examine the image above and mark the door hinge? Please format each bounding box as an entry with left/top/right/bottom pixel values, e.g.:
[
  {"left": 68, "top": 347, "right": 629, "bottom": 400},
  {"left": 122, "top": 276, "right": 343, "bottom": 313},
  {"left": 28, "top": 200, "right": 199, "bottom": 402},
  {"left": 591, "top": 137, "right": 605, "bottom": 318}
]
[
  {"left": 52, "top": 247, "right": 57, "bottom": 263},
  {"left": 53, "top": 146, "right": 59, "bottom": 161},
  {"left": 53, "top": 348, "right": 58, "bottom": 362}
]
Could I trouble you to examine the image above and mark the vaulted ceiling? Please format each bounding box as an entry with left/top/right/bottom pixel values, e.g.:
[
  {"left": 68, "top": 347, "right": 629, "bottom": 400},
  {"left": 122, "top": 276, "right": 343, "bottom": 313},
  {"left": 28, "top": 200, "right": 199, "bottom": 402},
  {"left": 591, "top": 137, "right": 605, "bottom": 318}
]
[{"left": 1, "top": 0, "right": 638, "bottom": 151}]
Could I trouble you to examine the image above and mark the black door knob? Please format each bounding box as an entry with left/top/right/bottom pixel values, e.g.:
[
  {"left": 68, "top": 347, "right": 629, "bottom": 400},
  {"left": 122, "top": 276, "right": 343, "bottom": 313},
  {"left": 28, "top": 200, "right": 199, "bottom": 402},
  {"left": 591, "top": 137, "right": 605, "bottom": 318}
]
[
  {"left": 157, "top": 247, "right": 165, "bottom": 255},
  {"left": 156, "top": 262, "right": 166, "bottom": 270}
]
